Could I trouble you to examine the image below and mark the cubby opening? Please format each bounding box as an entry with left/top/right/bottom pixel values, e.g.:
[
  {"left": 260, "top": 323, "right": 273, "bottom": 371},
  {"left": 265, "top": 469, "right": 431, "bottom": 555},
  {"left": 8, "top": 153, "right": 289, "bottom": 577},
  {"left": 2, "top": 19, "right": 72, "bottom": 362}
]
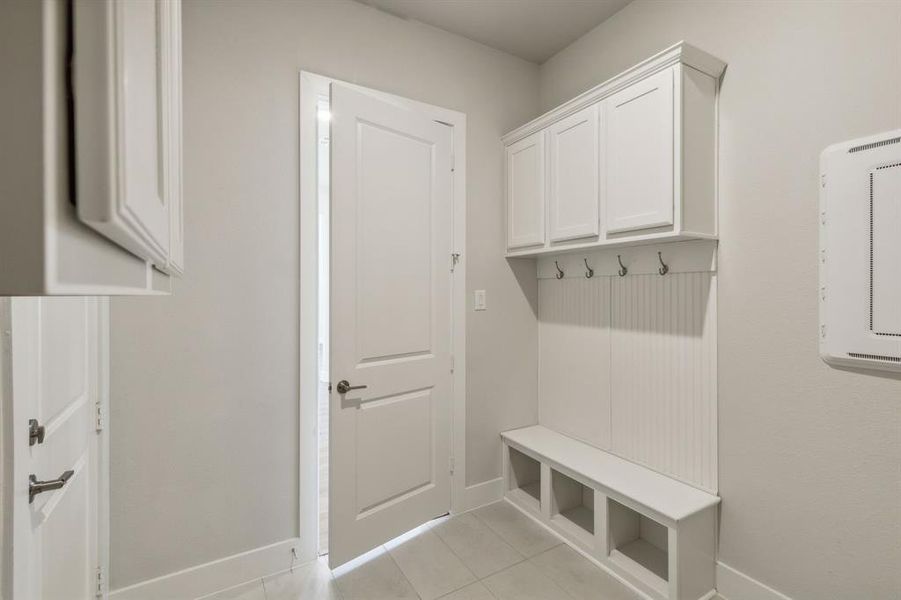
[
  {"left": 550, "top": 469, "right": 594, "bottom": 542},
  {"left": 608, "top": 498, "right": 669, "bottom": 594},
  {"left": 507, "top": 447, "right": 541, "bottom": 512}
]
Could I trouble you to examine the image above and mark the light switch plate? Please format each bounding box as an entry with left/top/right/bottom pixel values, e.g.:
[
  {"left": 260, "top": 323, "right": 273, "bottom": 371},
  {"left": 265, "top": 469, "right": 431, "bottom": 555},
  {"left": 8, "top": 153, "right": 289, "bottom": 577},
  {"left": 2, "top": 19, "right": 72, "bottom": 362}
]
[{"left": 474, "top": 290, "right": 487, "bottom": 311}]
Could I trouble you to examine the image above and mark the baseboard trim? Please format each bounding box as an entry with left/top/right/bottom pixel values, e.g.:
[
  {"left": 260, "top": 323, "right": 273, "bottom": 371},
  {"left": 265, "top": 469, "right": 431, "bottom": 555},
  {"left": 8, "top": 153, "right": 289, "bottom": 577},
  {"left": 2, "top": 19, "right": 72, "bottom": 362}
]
[
  {"left": 716, "top": 561, "right": 793, "bottom": 600},
  {"left": 461, "top": 477, "right": 504, "bottom": 512},
  {"left": 110, "top": 538, "right": 301, "bottom": 600}
]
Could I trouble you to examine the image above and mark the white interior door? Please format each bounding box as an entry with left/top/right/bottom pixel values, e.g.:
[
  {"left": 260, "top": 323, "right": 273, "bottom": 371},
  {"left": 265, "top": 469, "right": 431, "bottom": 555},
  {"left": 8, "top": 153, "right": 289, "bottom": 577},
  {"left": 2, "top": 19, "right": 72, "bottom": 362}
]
[
  {"left": 5, "top": 298, "right": 106, "bottom": 600},
  {"left": 329, "top": 83, "right": 453, "bottom": 568}
]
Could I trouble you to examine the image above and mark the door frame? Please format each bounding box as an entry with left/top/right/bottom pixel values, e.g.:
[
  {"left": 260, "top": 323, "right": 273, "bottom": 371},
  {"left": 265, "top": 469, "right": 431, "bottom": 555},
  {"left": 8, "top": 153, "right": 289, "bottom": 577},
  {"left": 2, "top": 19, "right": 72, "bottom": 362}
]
[
  {"left": 0, "top": 297, "right": 111, "bottom": 599},
  {"left": 297, "top": 71, "right": 467, "bottom": 564}
]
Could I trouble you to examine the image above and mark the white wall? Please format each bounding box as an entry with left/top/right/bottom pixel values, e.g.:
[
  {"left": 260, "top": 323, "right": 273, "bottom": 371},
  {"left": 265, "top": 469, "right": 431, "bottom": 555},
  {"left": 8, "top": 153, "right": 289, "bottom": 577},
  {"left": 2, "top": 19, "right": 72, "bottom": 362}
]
[
  {"left": 539, "top": 2, "right": 901, "bottom": 598},
  {"left": 109, "top": 0, "right": 540, "bottom": 589}
]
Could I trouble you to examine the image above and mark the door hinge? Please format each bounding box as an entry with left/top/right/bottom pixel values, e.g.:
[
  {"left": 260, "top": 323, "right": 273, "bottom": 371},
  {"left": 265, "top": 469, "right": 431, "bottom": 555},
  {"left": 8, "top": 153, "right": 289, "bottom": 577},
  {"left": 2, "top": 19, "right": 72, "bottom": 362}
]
[
  {"left": 448, "top": 456, "right": 455, "bottom": 475},
  {"left": 451, "top": 153, "right": 455, "bottom": 173},
  {"left": 95, "top": 402, "right": 104, "bottom": 432},
  {"left": 95, "top": 565, "right": 105, "bottom": 597},
  {"left": 450, "top": 355, "right": 455, "bottom": 373},
  {"left": 451, "top": 252, "right": 461, "bottom": 272}
]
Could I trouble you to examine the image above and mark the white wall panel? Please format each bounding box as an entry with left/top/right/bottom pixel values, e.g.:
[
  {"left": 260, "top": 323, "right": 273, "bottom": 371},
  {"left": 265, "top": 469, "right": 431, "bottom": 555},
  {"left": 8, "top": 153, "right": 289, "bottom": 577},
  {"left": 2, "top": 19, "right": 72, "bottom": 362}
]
[
  {"left": 538, "top": 277, "right": 611, "bottom": 450},
  {"left": 610, "top": 272, "right": 717, "bottom": 492}
]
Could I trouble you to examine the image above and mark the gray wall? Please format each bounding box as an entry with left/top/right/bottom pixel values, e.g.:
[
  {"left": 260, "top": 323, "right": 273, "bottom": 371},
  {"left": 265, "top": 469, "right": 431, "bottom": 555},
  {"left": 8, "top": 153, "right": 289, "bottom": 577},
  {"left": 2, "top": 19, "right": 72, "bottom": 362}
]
[
  {"left": 539, "top": 1, "right": 901, "bottom": 598},
  {"left": 110, "top": 0, "right": 540, "bottom": 588}
]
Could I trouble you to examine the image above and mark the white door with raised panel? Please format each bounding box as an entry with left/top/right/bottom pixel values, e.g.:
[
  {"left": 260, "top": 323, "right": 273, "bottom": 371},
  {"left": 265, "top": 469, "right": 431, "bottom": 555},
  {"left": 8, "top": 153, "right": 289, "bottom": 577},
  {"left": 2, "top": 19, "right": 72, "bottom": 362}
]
[
  {"left": 606, "top": 67, "right": 675, "bottom": 234},
  {"left": 506, "top": 131, "right": 547, "bottom": 249},
  {"left": 5, "top": 298, "right": 106, "bottom": 600},
  {"left": 548, "top": 103, "right": 601, "bottom": 242},
  {"left": 75, "top": 0, "right": 183, "bottom": 273},
  {"left": 329, "top": 83, "right": 453, "bottom": 568}
]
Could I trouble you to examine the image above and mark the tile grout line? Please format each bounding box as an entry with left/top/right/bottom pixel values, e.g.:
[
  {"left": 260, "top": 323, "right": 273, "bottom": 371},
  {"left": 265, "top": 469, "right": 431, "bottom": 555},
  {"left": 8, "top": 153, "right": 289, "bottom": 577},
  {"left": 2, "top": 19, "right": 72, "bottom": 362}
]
[{"left": 382, "top": 544, "right": 424, "bottom": 600}]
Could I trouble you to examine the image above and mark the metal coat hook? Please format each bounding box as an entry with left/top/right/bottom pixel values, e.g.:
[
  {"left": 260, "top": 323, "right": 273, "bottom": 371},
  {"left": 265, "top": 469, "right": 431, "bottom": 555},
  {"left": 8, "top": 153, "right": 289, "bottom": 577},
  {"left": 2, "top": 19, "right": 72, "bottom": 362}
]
[
  {"left": 657, "top": 251, "right": 669, "bottom": 276},
  {"left": 554, "top": 260, "right": 565, "bottom": 279},
  {"left": 616, "top": 255, "right": 628, "bottom": 277},
  {"left": 583, "top": 258, "right": 594, "bottom": 279}
]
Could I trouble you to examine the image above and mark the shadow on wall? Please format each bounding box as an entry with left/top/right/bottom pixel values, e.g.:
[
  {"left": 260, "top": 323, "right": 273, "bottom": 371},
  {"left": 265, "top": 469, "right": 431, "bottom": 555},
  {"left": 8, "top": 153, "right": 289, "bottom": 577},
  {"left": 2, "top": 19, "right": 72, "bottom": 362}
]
[{"left": 538, "top": 271, "right": 713, "bottom": 339}]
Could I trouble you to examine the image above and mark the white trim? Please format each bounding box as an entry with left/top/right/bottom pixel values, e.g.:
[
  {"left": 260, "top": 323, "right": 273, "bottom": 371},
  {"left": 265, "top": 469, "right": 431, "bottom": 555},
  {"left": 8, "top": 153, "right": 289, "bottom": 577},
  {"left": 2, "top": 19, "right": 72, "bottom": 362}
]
[
  {"left": 716, "top": 561, "right": 794, "bottom": 600},
  {"left": 109, "top": 538, "right": 301, "bottom": 600},
  {"left": 461, "top": 477, "right": 504, "bottom": 512},
  {"left": 502, "top": 41, "right": 725, "bottom": 146},
  {"left": 298, "top": 71, "right": 468, "bottom": 563},
  {"left": 96, "top": 298, "right": 111, "bottom": 599}
]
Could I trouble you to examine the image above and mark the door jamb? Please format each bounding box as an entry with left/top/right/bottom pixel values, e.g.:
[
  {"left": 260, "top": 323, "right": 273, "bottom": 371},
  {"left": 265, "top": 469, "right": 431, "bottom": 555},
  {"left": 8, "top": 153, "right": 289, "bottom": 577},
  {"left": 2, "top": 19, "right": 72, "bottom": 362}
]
[{"left": 298, "top": 71, "right": 467, "bottom": 564}]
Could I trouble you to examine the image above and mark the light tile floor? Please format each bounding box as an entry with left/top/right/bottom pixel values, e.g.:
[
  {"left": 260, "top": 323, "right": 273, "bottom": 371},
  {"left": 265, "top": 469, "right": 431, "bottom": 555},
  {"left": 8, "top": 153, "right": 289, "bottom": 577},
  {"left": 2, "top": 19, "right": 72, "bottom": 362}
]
[{"left": 206, "top": 501, "right": 724, "bottom": 600}]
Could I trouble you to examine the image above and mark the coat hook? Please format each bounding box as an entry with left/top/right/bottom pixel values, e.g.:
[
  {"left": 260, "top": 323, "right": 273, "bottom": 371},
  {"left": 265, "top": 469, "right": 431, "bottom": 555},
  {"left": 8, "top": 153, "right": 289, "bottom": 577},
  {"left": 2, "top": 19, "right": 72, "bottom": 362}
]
[
  {"left": 657, "top": 251, "right": 669, "bottom": 276},
  {"left": 616, "top": 254, "right": 628, "bottom": 277},
  {"left": 583, "top": 258, "right": 594, "bottom": 279},
  {"left": 554, "top": 260, "right": 565, "bottom": 279}
]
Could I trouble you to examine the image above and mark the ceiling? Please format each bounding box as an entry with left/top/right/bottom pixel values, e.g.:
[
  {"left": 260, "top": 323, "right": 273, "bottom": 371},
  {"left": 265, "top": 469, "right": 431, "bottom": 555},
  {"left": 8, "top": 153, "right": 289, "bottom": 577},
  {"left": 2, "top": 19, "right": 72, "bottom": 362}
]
[{"left": 355, "top": 0, "right": 632, "bottom": 64}]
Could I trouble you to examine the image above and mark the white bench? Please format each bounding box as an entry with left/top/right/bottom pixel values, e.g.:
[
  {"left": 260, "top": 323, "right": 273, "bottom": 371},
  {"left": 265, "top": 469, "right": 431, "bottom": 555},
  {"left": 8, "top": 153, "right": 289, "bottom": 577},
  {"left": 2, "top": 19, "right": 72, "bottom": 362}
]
[{"left": 501, "top": 426, "right": 720, "bottom": 600}]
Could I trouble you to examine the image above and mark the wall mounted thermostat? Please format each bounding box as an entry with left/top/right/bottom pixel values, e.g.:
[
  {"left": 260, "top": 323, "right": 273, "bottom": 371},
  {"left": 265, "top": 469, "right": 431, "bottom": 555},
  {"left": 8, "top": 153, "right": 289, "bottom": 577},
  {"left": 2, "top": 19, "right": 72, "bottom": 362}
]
[{"left": 820, "top": 129, "right": 901, "bottom": 372}]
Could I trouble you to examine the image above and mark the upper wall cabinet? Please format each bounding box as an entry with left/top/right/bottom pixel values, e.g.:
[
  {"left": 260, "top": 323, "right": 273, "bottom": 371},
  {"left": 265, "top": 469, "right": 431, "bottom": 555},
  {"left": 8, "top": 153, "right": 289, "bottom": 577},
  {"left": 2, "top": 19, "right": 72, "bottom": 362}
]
[
  {"left": 503, "top": 42, "right": 725, "bottom": 257},
  {"left": 0, "top": 0, "right": 182, "bottom": 295},
  {"left": 76, "top": 0, "right": 184, "bottom": 276},
  {"left": 506, "top": 131, "right": 547, "bottom": 249},
  {"left": 548, "top": 103, "right": 601, "bottom": 242},
  {"left": 605, "top": 68, "right": 674, "bottom": 234}
]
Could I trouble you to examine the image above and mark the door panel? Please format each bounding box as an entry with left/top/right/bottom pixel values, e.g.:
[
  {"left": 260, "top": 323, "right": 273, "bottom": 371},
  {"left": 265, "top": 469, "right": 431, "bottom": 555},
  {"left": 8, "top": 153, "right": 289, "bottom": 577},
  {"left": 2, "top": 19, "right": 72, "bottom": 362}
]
[
  {"left": 329, "top": 84, "right": 453, "bottom": 567},
  {"left": 606, "top": 67, "right": 675, "bottom": 234},
  {"left": 506, "top": 131, "right": 547, "bottom": 249},
  {"left": 9, "top": 298, "right": 102, "bottom": 600},
  {"left": 549, "top": 103, "right": 601, "bottom": 242},
  {"left": 75, "top": 0, "right": 182, "bottom": 269}
]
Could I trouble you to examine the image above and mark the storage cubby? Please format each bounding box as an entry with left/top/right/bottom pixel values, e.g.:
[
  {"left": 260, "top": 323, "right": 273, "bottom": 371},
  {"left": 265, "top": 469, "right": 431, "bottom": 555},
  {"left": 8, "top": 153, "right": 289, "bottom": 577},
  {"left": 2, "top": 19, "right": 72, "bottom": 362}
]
[
  {"left": 608, "top": 498, "right": 669, "bottom": 595},
  {"left": 506, "top": 446, "right": 541, "bottom": 513},
  {"left": 550, "top": 469, "right": 594, "bottom": 545}
]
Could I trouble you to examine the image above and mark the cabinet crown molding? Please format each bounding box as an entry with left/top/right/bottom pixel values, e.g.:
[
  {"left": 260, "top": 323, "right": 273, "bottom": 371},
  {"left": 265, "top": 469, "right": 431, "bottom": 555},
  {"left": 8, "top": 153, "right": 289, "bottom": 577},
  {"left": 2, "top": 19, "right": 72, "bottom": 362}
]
[{"left": 503, "top": 41, "right": 726, "bottom": 146}]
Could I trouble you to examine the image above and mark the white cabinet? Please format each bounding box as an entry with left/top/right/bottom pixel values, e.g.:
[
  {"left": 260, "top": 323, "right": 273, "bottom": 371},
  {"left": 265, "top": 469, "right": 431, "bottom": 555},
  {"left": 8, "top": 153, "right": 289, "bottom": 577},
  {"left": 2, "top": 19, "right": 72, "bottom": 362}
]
[
  {"left": 502, "top": 43, "right": 724, "bottom": 258},
  {"left": 548, "top": 103, "right": 601, "bottom": 242},
  {"left": 76, "top": 0, "right": 184, "bottom": 275},
  {"left": 605, "top": 68, "right": 674, "bottom": 234},
  {"left": 506, "top": 131, "right": 547, "bottom": 249},
  {"left": 0, "top": 0, "right": 183, "bottom": 294}
]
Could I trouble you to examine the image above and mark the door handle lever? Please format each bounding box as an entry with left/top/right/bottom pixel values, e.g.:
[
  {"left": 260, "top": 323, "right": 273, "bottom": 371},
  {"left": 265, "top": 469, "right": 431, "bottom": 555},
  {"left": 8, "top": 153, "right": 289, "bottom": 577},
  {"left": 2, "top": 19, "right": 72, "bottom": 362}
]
[
  {"left": 335, "top": 380, "right": 367, "bottom": 394},
  {"left": 29, "top": 470, "right": 74, "bottom": 504}
]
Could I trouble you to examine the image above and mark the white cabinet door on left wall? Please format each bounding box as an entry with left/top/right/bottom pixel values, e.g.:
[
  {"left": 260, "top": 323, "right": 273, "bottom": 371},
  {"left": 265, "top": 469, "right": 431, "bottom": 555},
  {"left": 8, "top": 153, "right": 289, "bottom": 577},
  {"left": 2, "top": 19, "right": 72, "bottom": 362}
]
[
  {"left": 506, "top": 131, "right": 547, "bottom": 250},
  {"left": 75, "top": 0, "right": 184, "bottom": 274}
]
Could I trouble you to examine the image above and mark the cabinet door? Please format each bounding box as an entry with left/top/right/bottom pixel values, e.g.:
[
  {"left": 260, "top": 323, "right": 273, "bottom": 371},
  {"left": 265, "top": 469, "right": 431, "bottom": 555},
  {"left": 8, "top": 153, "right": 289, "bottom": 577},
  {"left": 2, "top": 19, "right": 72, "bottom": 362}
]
[
  {"left": 548, "top": 103, "right": 600, "bottom": 242},
  {"left": 606, "top": 67, "right": 674, "bottom": 234},
  {"left": 506, "top": 131, "right": 546, "bottom": 249},
  {"left": 75, "top": 0, "right": 181, "bottom": 270}
]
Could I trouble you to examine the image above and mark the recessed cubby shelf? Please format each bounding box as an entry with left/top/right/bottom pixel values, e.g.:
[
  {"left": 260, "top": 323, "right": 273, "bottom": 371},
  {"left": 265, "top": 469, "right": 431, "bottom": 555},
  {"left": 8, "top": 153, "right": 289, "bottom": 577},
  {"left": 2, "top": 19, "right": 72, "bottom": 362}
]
[
  {"left": 608, "top": 498, "right": 669, "bottom": 596},
  {"left": 506, "top": 446, "right": 541, "bottom": 514},
  {"left": 501, "top": 425, "right": 720, "bottom": 600},
  {"left": 550, "top": 469, "right": 594, "bottom": 547}
]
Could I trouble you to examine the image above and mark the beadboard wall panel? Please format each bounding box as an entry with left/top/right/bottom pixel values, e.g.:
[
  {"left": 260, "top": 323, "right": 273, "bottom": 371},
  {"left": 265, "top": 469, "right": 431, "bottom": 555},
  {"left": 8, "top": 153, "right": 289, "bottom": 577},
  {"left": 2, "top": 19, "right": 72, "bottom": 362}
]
[
  {"left": 538, "top": 277, "right": 611, "bottom": 450},
  {"left": 610, "top": 272, "right": 717, "bottom": 492}
]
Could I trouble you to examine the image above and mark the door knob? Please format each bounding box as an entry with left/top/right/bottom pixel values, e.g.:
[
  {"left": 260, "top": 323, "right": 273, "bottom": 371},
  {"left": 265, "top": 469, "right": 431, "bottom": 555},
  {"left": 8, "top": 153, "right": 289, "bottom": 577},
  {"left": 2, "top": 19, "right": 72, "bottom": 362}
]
[
  {"left": 29, "top": 470, "right": 74, "bottom": 504},
  {"left": 335, "top": 380, "right": 367, "bottom": 394}
]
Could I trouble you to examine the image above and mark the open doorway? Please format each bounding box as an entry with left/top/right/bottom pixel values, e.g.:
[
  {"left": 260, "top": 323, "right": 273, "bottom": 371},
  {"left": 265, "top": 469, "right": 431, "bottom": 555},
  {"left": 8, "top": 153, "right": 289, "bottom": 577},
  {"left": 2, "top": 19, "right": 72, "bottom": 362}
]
[{"left": 299, "top": 71, "right": 468, "bottom": 568}]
